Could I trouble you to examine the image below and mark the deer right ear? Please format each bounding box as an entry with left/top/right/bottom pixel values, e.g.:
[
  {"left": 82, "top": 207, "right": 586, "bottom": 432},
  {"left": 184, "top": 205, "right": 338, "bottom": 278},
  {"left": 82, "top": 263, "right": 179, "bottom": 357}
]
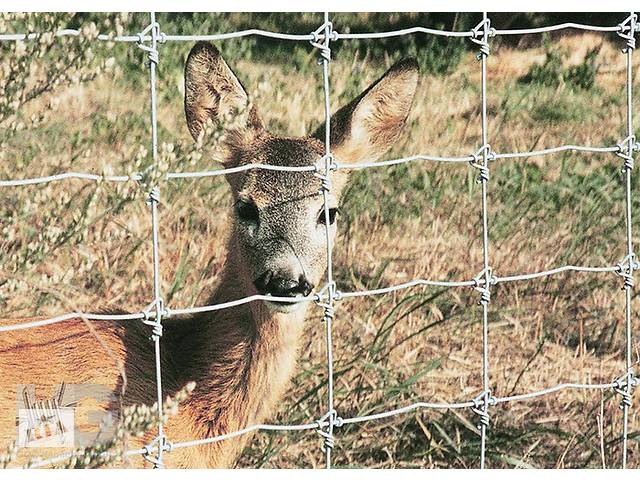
[
  {"left": 312, "top": 58, "right": 419, "bottom": 165},
  {"left": 184, "top": 42, "right": 263, "bottom": 143}
]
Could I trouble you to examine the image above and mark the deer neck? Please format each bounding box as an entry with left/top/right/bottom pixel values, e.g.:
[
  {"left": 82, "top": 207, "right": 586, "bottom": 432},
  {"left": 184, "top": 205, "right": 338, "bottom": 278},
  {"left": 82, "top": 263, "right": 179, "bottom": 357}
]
[{"left": 168, "top": 241, "right": 310, "bottom": 466}]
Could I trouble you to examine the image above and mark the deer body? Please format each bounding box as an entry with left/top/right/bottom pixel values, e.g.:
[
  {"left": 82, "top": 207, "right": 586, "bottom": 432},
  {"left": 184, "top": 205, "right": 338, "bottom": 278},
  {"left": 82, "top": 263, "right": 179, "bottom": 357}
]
[
  {"left": 0, "top": 42, "right": 418, "bottom": 468},
  {"left": 0, "top": 243, "right": 310, "bottom": 468}
]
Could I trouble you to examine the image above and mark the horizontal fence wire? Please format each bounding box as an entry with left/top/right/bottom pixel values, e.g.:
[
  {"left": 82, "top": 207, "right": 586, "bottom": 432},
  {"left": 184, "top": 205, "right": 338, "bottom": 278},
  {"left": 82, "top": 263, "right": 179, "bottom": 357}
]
[
  {"left": 20, "top": 379, "right": 628, "bottom": 469},
  {"left": 0, "top": 261, "right": 631, "bottom": 333},
  {"left": 4, "top": 143, "right": 640, "bottom": 186},
  {"left": 0, "top": 11, "right": 638, "bottom": 469},
  {"left": 5, "top": 144, "right": 640, "bottom": 187},
  {"left": 0, "top": 19, "right": 634, "bottom": 44}
]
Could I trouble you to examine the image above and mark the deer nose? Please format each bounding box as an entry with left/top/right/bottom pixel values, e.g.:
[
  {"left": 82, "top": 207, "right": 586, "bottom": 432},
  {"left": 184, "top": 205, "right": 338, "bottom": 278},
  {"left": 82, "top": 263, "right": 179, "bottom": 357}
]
[{"left": 254, "top": 271, "right": 314, "bottom": 297}]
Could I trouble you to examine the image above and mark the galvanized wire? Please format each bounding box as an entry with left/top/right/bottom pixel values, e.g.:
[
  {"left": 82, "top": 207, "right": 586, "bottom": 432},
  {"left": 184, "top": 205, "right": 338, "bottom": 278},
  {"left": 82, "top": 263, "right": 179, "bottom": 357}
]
[
  {"left": 140, "top": 13, "right": 167, "bottom": 469},
  {"left": 474, "top": 12, "right": 492, "bottom": 469},
  {"left": 0, "top": 11, "right": 638, "bottom": 470},
  {"left": 0, "top": 260, "right": 631, "bottom": 332},
  {"left": 1, "top": 17, "right": 633, "bottom": 44},
  {"left": 314, "top": 12, "right": 338, "bottom": 468},
  {"left": 21, "top": 377, "right": 631, "bottom": 469},
  {"left": 5, "top": 145, "right": 639, "bottom": 187},
  {"left": 619, "top": 11, "right": 637, "bottom": 469}
]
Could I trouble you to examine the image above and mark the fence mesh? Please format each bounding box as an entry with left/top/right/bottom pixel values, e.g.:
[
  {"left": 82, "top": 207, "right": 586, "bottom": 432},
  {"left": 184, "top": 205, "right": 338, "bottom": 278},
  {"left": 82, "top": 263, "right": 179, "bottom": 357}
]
[{"left": 0, "top": 11, "right": 639, "bottom": 469}]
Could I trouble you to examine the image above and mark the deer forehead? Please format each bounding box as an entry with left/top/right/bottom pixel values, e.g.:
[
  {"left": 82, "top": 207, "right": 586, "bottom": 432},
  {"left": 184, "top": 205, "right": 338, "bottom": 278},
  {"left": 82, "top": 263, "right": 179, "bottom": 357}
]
[
  {"left": 233, "top": 135, "right": 329, "bottom": 208},
  {"left": 240, "top": 170, "right": 324, "bottom": 209}
]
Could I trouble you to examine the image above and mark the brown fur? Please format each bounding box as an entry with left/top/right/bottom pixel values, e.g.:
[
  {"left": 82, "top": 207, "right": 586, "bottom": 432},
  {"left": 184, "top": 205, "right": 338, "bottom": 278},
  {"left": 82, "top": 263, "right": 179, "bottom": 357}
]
[{"left": 0, "top": 42, "right": 418, "bottom": 468}]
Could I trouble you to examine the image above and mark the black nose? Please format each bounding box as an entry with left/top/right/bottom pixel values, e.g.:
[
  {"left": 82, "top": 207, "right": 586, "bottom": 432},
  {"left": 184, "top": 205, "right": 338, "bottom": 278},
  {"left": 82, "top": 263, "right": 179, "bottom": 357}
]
[{"left": 254, "top": 271, "right": 314, "bottom": 297}]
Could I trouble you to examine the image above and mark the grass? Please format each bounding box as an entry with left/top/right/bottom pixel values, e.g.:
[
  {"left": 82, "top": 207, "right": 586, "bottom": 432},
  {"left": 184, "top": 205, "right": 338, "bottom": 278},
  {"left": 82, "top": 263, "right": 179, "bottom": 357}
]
[{"left": 1, "top": 13, "right": 639, "bottom": 468}]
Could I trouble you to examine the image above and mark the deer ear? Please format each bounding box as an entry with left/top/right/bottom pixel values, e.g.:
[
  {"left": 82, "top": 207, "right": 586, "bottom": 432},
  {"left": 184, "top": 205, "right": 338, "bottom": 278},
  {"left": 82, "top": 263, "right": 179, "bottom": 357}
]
[
  {"left": 313, "top": 58, "right": 418, "bottom": 164},
  {"left": 184, "top": 41, "right": 263, "bottom": 142}
]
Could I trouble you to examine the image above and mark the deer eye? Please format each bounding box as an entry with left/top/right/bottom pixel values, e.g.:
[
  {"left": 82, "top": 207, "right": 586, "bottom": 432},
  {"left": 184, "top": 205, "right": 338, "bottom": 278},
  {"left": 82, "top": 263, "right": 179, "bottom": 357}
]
[
  {"left": 318, "top": 207, "right": 338, "bottom": 226},
  {"left": 235, "top": 200, "right": 259, "bottom": 224}
]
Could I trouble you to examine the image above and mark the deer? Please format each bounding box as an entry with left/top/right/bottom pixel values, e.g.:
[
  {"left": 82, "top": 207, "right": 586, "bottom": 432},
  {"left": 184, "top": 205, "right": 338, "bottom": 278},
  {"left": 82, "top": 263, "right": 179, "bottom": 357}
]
[{"left": 0, "top": 41, "right": 418, "bottom": 468}]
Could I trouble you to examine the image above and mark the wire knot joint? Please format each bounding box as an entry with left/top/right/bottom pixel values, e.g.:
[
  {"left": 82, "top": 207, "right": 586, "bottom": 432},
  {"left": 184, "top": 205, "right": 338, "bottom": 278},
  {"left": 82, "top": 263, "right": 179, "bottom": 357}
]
[
  {"left": 617, "top": 135, "right": 637, "bottom": 171},
  {"left": 147, "top": 186, "right": 161, "bottom": 205},
  {"left": 470, "top": 144, "right": 493, "bottom": 183},
  {"left": 616, "top": 253, "right": 638, "bottom": 290},
  {"left": 136, "top": 21, "right": 163, "bottom": 66},
  {"left": 473, "top": 267, "right": 496, "bottom": 305},
  {"left": 315, "top": 409, "right": 342, "bottom": 453},
  {"left": 142, "top": 435, "right": 169, "bottom": 468},
  {"left": 618, "top": 13, "right": 638, "bottom": 53},
  {"left": 314, "top": 155, "right": 336, "bottom": 193},
  {"left": 471, "top": 390, "right": 496, "bottom": 430},
  {"left": 613, "top": 371, "right": 637, "bottom": 410},
  {"left": 316, "top": 281, "right": 339, "bottom": 322},
  {"left": 470, "top": 18, "right": 495, "bottom": 59},
  {"left": 142, "top": 297, "right": 166, "bottom": 339},
  {"left": 310, "top": 21, "right": 338, "bottom": 63}
]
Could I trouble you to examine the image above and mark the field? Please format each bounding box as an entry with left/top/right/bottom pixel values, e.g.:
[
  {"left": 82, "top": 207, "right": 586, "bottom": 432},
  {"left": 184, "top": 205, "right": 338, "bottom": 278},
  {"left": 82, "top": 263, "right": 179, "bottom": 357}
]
[{"left": 0, "top": 13, "right": 639, "bottom": 468}]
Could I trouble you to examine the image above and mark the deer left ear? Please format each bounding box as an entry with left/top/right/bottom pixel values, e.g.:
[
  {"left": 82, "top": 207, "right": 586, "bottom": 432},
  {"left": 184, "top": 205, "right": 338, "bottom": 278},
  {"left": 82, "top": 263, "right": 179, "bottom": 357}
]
[
  {"left": 184, "top": 42, "right": 263, "bottom": 143},
  {"left": 312, "top": 58, "right": 419, "bottom": 164}
]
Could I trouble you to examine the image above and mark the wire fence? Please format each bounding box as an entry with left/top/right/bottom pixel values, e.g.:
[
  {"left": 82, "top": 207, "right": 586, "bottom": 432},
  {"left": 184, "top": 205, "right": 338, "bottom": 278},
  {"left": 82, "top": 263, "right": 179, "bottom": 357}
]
[{"left": 0, "top": 11, "right": 639, "bottom": 469}]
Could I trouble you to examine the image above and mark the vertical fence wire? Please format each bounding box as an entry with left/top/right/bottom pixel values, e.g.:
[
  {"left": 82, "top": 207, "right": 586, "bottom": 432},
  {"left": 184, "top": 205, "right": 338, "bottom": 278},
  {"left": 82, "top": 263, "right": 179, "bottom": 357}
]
[
  {"left": 471, "top": 11, "right": 493, "bottom": 469},
  {"left": 144, "top": 12, "right": 167, "bottom": 468},
  {"left": 318, "top": 11, "right": 337, "bottom": 470},
  {"left": 620, "top": 10, "right": 636, "bottom": 469}
]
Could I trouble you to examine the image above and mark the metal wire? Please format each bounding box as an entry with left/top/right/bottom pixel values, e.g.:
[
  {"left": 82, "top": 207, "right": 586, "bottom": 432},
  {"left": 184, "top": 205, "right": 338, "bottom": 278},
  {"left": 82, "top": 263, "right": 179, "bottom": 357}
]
[
  {"left": 0, "top": 260, "right": 631, "bottom": 332},
  {"left": 141, "top": 13, "right": 167, "bottom": 469},
  {"left": 619, "top": 11, "right": 637, "bottom": 469},
  {"left": 0, "top": 18, "right": 633, "bottom": 44},
  {"left": 463, "top": 13, "right": 494, "bottom": 468},
  {"left": 315, "top": 12, "right": 337, "bottom": 468},
  {"left": 0, "top": 11, "right": 638, "bottom": 470},
  {"left": 5, "top": 146, "right": 639, "bottom": 188},
  {"left": 20, "top": 377, "right": 629, "bottom": 469}
]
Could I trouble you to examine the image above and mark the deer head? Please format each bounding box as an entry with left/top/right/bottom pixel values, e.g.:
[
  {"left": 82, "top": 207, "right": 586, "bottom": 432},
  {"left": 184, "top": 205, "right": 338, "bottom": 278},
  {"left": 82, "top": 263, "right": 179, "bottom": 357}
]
[{"left": 184, "top": 42, "right": 418, "bottom": 313}]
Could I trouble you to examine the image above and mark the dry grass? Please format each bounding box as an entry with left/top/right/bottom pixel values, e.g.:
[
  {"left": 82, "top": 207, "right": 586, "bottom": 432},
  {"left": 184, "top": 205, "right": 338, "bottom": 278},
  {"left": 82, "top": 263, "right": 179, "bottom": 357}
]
[{"left": 1, "top": 31, "right": 639, "bottom": 468}]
